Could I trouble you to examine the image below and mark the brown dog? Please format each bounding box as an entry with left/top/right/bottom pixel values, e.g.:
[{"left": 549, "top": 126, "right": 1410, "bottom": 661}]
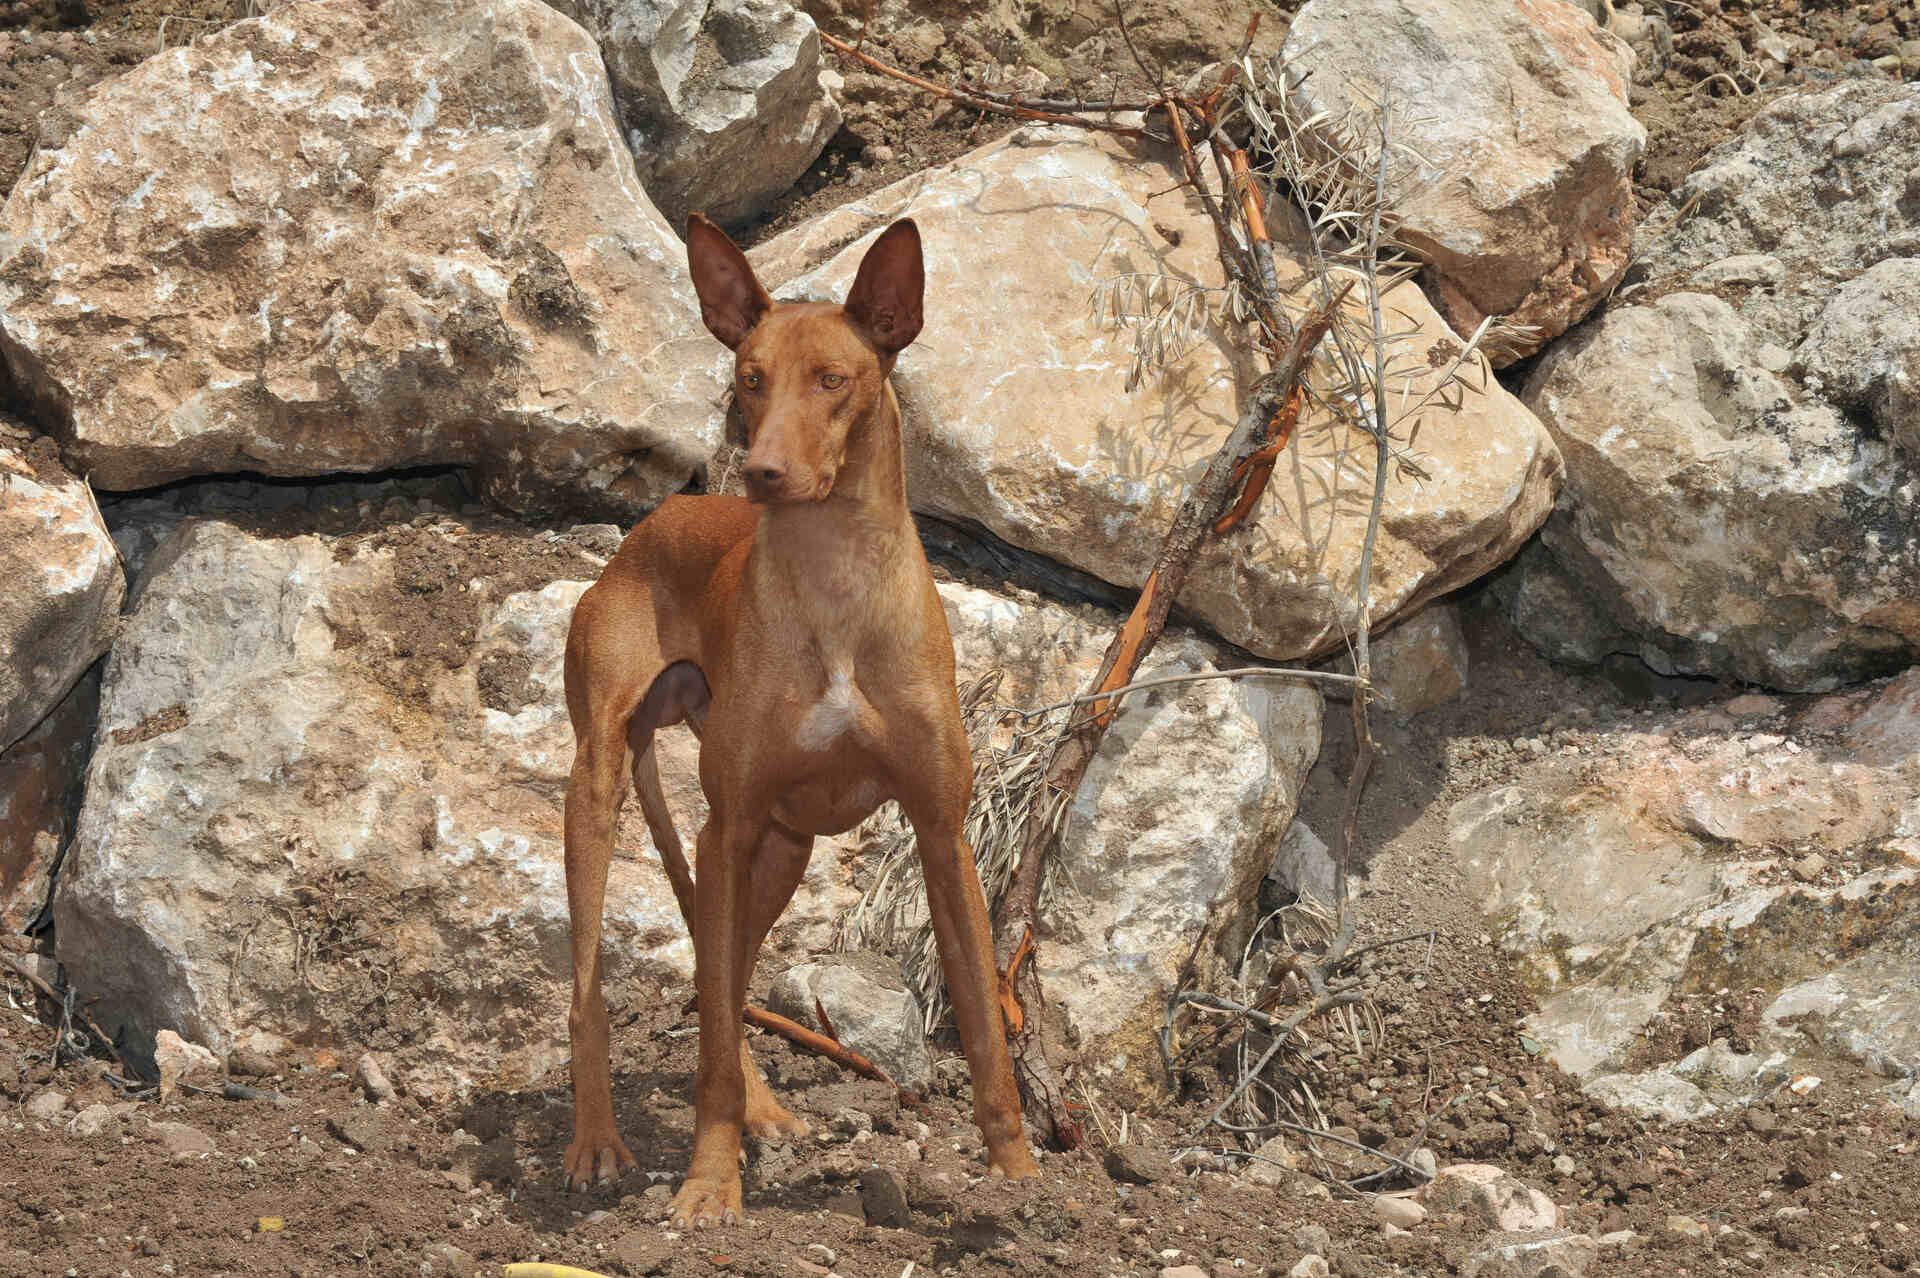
[{"left": 560, "top": 214, "right": 1038, "bottom": 1226}]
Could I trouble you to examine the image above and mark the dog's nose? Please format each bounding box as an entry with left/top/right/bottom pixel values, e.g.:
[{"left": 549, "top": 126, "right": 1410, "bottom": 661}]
[{"left": 743, "top": 460, "right": 786, "bottom": 495}]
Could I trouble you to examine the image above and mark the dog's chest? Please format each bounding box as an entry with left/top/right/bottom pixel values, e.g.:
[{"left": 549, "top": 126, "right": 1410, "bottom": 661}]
[
  {"left": 794, "top": 666, "right": 863, "bottom": 752},
  {"left": 768, "top": 664, "right": 890, "bottom": 836}
]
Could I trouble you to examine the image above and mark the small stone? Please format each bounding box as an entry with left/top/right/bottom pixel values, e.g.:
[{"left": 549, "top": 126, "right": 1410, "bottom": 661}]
[
  {"left": 1746, "top": 1109, "right": 1778, "bottom": 1136},
  {"left": 858, "top": 1167, "right": 912, "bottom": 1229},
  {"left": 226, "top": 1048, "right": 280, "bottom": 1078},
  {"left": 1661, "top": 1214, "right": 1711, "bottom": 1245},
  {"left": 149, "top": 1120, "right": 216, "bottom": 1159},
  {"left": 1406, "top": 1148, "right": 1438, "bottom": 1182},
  {"left": 67, "top": 1103, "right": 115, "bottom": 1138},
  {"left": 1791, "top": 853, "right": 1828, "bottom": 883},
  {"left": 1293, "top": 1225, "right": 1331, "bottom": 1257},
  {"left": 829, "top": 1107, "right": 873, "bottom": 1138},
  {"left": 1460, "top": 1229, "right": 1599, "bottom": 1277},
  {"left": 1693, "top": 254, "right": 1786, "bottom": 289},
  {"left": 1423, "top": 1163, "right": 1557, "bottom": 1232},
  {"left": 1287, "top": 1257, "right": 1329, "bottom": 1278},
  {"left": 805, "top": 1244, "right": 836, "bottom": 1266},
  {"left": 1161, "top": 1267, "right": 1210, "bottom": 1278},
  {"left": 354, "top": 1053, "right": 397, "bottom": 1103},
  {"left": 1772, "top": 1206, "right": 1817, "bottom": 1251},
  {"left": 1373, "top": 1196, "right": 1427, "bottom": 1229},
  {"left": 25, "top": 1089, "right": 69, "bottom": 1122},
  {"left": 1552, "top": 1154, "right": 1577, "bottom": 1177},
  {"left": 418, "top": 1242, "right": 477, "bottom": 1277},
  {"left": 153, "top": 1029, "right": 220, "bottom": 1101},
  {"left": 1105, "top": 1143, "right": 1171, "bottom": 1185},
  {"left": 326, "top": 1109, "right": 392, "bottom": 1153},
  {"left": 1243, "top": 1136, "right": 1297, "bottom": 1186}
]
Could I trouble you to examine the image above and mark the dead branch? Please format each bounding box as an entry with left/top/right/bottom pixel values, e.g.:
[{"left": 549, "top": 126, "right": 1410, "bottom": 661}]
[
  {"left": 1197, "top": 988, "right": 1363, "bottom": 1131},
  {"left": 1213, "top": 382, "right": 1303, "bottom": 534},
  {"left": 1197, "top": 1118, "right": 1431, "bottom": 1185},
  {"left": 1321, "top": 103, "right": 1403, "bottom": 970},
  {"left": 742, "top": 1004, "right": 926, "bottom": 1111}
]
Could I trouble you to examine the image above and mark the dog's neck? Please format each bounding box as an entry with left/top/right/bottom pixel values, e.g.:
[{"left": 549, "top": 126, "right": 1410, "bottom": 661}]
[{"left": 751, "top": 381, "right": 918, "bottom": 616}]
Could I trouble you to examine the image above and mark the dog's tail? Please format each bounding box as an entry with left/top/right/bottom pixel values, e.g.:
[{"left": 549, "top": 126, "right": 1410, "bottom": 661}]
[{"left": 633, "top": 745, "right": 695, "bottom": 922}]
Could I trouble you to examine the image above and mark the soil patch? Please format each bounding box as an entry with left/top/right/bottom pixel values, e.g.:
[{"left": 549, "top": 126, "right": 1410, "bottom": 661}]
[{"left": 0, "top": 0, "right": 233, "bottom": 199}]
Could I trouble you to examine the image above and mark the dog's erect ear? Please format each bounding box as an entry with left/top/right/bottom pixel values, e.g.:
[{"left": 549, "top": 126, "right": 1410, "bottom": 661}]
[
  {"left": 844, "top": 219, "right": 924, "bottom": 358},
  {"left": 687, "top": 213, "right": 771, "bottom": 350}
]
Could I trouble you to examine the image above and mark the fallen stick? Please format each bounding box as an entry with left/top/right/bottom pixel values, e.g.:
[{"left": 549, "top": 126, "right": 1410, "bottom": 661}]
[{"left": 743, "top": 1004, "right": 926, "bottom": 1111}]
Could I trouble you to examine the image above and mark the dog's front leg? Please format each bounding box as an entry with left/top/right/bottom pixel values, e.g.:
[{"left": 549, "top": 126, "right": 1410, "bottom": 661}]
[
  {"left": 895, "top": 749, "right": 1039, "bottom": 1182},
  {"left": 671, "top": 813, "right": 761, "bottom": 1228},
  {"left": 916, "top": 817, "right": 1039, "bottom": 1180}
]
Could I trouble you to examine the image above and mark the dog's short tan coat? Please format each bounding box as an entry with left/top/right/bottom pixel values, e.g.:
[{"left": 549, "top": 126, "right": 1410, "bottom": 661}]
[{"left": 560, "top": 215, "right": 1037, "bottom": 1226}]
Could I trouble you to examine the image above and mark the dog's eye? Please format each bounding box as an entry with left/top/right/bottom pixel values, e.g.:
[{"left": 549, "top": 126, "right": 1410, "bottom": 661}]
[
  {"left": 741, "top": 371, "right": 761, "bottom": 390},
  {"left": 820, "top": 373, "right": 845, "bottom": 390}
]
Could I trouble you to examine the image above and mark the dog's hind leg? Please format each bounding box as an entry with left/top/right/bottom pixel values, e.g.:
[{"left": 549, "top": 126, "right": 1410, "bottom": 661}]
[{"left": 560, "top": 585, "right": 656, "bottom": 1189}]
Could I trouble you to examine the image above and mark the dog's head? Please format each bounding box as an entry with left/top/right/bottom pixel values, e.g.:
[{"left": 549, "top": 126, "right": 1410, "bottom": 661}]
[{"left": 687, "top": 213, "right": 923, "bottom": 505}]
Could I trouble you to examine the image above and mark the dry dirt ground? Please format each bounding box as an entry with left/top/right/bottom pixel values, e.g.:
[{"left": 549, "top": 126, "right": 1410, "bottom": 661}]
[{"left": 5, "top": 0, "right": 1920, "bottom": 1275}]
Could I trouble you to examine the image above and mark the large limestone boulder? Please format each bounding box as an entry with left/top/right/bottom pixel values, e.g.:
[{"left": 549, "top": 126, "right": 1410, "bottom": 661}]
[
  {"left": 1280, "top": 0, "right": 1644, "bottom": 363},
  {"left": 1, "top": 424, "right": 123, "bottom": 753},
  {"left": 0, "top": 0, "right": 727, "bottom": 516},
  {"left": 1513, "top": 83, "right": 1920, "bottom": 691},
  {"left": 1635, "top": 80, "right": 1920, "bottom": 352},
  {"left": 749, "top": 127, "right": 1560, "bottom": 663},
  {"left": 935, "top": 582, "right": 1322, "bottom": 1073},
  {"left": 1519, "top": 292, "right": 1919, "bottom": 690},
  {"left": 1449, "top": 680, "right": 1920, "bottom": 1119},
  {"left": 544, "top": 0, "right": 841, "bottom": 226},
  {"left": 1796, "top": 258, "right": 1920, "bottom": 459}
]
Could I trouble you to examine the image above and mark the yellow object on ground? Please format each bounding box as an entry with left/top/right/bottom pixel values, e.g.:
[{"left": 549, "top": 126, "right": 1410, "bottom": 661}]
[{"left": 502, "top": 1265, "right": 619, "bottom": 1278}]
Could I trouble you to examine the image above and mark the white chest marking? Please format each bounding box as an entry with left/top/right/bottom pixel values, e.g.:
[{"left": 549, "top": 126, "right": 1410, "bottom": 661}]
[{"left": 795, "top": 668, "right": 859, "bottom": 751}]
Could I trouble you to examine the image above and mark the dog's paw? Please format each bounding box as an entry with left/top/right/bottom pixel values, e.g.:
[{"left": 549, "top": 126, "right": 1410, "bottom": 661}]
[
  {"left": 987, "top": 1144, "right": 1041, "bottom": 1181},
  {"left": 669, "top": 1176, "right": 743, "bottom": 1228},
  {"left": 744, "top": 1099, "right": 810, "bottom": 1143},
  {"left": 562, "top": 1129, "right": 635, "bottom": 1190}
]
